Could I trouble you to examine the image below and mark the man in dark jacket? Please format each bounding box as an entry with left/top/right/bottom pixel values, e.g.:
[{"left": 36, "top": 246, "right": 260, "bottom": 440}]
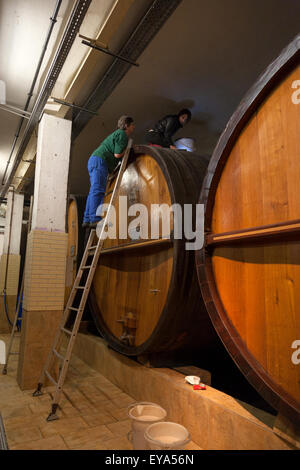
[{"left": 145, "top": 108, "right": 192, "bottom": 149}]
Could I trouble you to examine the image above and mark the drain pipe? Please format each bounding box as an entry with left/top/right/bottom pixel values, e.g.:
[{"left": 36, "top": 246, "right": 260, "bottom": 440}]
[
  {"left": 1, "top": 188, "right": 15, "bottom": 326},
  {"left": 1, "top": 0, "right": 63, "bottom": 187},
  {"left": 0, "top": 0, "right": 92, "bottom": 198}
]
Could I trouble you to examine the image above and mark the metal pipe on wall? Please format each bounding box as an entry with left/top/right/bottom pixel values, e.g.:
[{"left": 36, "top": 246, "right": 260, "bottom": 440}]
[
  {"left": 2, "top": 189, "right": 15, "bottom": 302},
  {"left": 0, "top": 0, "right": 92, "bottom": 198},
  {"left": 2, "top": 0, "right": 182, "bottom": 195},
  {"left": 1, "top": 0, "right": 63, "bottom": 187}
]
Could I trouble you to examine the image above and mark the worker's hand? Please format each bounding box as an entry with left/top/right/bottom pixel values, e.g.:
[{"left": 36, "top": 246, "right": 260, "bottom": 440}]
[
  {"left": 170, "top": 145, "right": 177, "bottom": 150},
  {"left": 114, "top": 151, "right": 125, "bottom": 159},
  {"left": 112, "top": 163, "right": 121, "bottom": 176}
]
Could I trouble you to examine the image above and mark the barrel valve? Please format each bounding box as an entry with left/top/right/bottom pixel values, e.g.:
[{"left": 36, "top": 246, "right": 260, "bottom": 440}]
[{"left": 117, "top": 312, "right": 137, "bottom": 345}]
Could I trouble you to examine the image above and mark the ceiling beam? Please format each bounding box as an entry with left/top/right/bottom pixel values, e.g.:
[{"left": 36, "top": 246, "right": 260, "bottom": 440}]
[
  {"left": 71, "top": 0, "right": 183, "bottom": 138},
  {"left": 12, "top": 0, "right": 135, "bottom": 193},
  {"left": 57, "top": 0, "right": 135, "bottom": 118},
  {"left": 11, "top": 0, "right": 183, "bottom": 194},
  {"left": 1, "top": 0, "right": 92, "bottom": 197}
]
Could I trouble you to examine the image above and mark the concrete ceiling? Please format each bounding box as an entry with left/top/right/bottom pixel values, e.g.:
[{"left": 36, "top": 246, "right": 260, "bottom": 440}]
[
  {"left": 0, "top": 0, "right": 149, "bottom": 193},
  {"left": 69, "top": 0, "right": 300, "bottom": 194},
  {"left": 0, "top": 0, "right": 71, "bottom": 175},
  {"left": 0, "top": 0, "right": 300, "bottom": 197}
]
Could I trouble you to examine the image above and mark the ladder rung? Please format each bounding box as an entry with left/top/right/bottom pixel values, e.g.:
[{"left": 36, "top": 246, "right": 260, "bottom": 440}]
[
  {"left": 45, "top": 371, "right": 58, "bottom": 386},
  {"left": 10, "top": 352, "right": 19, "bottom": 355},
  {"left": 52, "top": 348, "right": 65, "bottom": 361},
  {"left": 61, "top": 327, "right": 73, "bottom": 335},
  {"left": 32, "top": 141, "right": 132, "bottom": 418}
]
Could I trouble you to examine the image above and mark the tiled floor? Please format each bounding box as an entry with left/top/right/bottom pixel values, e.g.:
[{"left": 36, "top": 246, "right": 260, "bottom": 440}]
[{"left": 0, "top": 334, "right": 199, "bottom": 450}]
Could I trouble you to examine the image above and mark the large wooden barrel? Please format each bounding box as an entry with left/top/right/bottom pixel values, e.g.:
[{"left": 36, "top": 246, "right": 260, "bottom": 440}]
[
  {"left": 89, "top": 145, "right": 219, "bottom": 356},
  {"left": 197, "top": 35, "right": 300, "bottom": 423},
  {"left": 65, "top": 195, "right": 86, "bottom": 303}
]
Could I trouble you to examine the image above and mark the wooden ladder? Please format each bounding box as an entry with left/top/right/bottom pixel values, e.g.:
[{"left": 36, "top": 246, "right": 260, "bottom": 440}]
[{"left": 32, "top": 139, "right": 132, "bottom": 421}]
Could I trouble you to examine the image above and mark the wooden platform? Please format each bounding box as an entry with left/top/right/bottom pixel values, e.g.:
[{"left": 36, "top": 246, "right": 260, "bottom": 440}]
[
  {"left": 0, "top": 334, "right": 200, "bottom": 450},
  {"left": 0, "top": 331, "right": 298, "bottom": 450},
  {"left": 70, "top": 333, "right": 299, "bottom": 450}
]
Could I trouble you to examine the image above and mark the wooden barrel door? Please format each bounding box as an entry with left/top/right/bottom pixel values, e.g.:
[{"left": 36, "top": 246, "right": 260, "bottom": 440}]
[
  {"left": 89, "top": 145, "right": 219, "bottom": 356},
  {"left": 197, "top": 34, "right": 300, "bottom": 423},
  {"left": 65, "top": 195, "right": 86, "bottom": 304}
]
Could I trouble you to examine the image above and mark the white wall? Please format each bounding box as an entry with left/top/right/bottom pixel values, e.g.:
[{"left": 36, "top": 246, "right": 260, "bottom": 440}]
[{"left": 32, "top": 114, "right": 72, "bottom": 232}]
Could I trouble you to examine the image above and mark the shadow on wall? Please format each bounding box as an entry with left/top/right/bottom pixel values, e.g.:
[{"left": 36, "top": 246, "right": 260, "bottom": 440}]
[
  {"left": 130, "top": 95, "right": 221, "bottom": 156},
  {"left": 69, "top": 95, "right": 220, "bottom": 195}
]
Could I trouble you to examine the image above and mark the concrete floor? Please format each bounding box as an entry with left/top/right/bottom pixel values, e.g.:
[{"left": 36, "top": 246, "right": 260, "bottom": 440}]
[{"left": 0, "top": 334, "right": 199, "bottom": 450}]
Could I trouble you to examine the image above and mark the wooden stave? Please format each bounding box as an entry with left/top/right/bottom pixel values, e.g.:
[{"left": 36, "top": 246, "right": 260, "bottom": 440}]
[
  {"left": 65, "top": 195, "right": 86, "bottom": 302},
  {"left": 68, "top": 194, "right": 86, "bottom": 267},
  {"left": 196, "top": 34, "right": 300, "bottom": 423},
  {"left": 89, "top": 145, "right": 219, "bottom": 356}
]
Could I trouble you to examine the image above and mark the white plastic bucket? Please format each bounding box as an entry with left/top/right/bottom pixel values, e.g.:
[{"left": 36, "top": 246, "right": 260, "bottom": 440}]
[
  {"left": 144, "top": 421, "right": 191, "bottom": 450},
  {"left": 127, "top": 402, "right": 167, "bottom": 450},
  {"left": 175, "top": 137, "right": 196, "bottom": 152}
]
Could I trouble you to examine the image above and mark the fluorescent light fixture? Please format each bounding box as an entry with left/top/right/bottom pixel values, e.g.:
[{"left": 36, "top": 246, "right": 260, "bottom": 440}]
[{"left": 0, "top": 81, "right": 6, "bottom": 105}]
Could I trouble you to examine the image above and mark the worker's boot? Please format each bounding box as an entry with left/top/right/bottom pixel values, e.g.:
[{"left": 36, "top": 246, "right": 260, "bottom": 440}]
[{"left": 89, "top": 222, "right": 98, "bottom": 228}]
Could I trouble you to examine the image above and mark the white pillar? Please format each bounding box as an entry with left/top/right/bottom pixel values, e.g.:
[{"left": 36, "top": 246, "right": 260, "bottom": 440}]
[
  {"left": 32, "top": 114, "right": 71, "bottom": 231},
  {"left": 18, "top": 114, "right": 72, "bottom": 390}
]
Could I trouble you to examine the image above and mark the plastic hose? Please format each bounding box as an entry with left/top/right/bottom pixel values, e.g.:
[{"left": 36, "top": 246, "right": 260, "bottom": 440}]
[{"left": 3, "top": 291, "right": 13, "bottom": 327}]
